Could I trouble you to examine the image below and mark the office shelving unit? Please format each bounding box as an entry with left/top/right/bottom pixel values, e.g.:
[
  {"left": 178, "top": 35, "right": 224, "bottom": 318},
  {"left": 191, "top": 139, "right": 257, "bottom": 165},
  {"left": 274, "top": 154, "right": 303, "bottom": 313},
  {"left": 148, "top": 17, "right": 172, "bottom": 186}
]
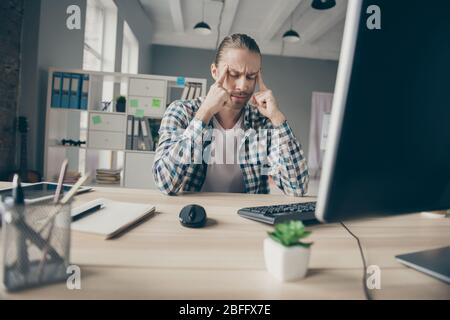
[{"left": 44, "top": 68, "right": 207, "bottom": 189}]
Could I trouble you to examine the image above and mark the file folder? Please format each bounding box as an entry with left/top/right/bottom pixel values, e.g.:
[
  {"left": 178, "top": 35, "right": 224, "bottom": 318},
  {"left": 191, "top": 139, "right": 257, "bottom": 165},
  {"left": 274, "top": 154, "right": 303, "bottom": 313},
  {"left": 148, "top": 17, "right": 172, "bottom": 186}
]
[
  {"left": 146, "top": 119, "right": 154, "bottom": 151},
  {"left": 141, "top": 119, "right": 153, "bottom": 151},
  {"left": 70, "top": 74, "right": 81, "bottom": 109},
  {"left": 80, "top": 74, "right": 89, "bottom": 110},
  {"left": 51, "top": 72, "right": 63, "bottom": 108},
  {"left": 133, "top": 119, "right": 140, "bottom": 150},
  {"left": 127, "top": 116, "right": 133, "bottom": 150},
  {"left": 61, "top": 73, "right": 71, "bottom": 108},
  {"left": 187, "top": 83, "right": 196, "bottom": 100},
  {"left": 181, "top": 84, "right": 190, "bottom": 100},
  {"left": 194, "top": 84, "right": 202, "bottom": 99}
]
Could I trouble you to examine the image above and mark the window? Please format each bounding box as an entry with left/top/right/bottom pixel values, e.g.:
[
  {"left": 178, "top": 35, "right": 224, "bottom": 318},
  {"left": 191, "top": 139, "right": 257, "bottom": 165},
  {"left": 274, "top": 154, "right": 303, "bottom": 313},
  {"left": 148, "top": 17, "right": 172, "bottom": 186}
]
[
  {"left": 83, "top": 0, "right": 117, "bottom": 72},
  {"left": 83, "top": 0, "right": 118, "bottom": 171},
  {"left": 121, "top": 21, "right": 139, "bottom": 74}
]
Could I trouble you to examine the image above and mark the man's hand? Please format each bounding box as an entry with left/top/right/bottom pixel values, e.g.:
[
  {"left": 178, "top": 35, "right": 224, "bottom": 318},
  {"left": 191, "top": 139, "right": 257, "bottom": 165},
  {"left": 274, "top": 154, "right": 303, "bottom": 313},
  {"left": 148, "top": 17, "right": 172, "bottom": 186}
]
[
  {"left": 196, "top": 65, "right": 232, "bottom": 124},
  {"left": 251, "top": 70, "right": 286, "bottom": 126}
]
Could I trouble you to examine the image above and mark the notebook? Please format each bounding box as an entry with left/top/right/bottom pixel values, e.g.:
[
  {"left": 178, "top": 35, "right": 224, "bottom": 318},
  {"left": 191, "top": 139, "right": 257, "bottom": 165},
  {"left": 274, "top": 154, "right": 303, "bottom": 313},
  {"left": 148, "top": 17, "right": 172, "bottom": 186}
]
[{"left": 71, "top": 198, "right": 156, "bottom": 239}]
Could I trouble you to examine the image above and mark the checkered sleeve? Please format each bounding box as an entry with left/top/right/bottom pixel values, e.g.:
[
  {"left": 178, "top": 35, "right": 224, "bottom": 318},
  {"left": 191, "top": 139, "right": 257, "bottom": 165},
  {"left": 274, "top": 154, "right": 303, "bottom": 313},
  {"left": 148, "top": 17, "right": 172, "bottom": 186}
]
[
  {"left": 267, "top": 121, "right": 309, "bottom": 197},
  {"left": 152, "top": 102, "right": 205, "bottom": 195}
]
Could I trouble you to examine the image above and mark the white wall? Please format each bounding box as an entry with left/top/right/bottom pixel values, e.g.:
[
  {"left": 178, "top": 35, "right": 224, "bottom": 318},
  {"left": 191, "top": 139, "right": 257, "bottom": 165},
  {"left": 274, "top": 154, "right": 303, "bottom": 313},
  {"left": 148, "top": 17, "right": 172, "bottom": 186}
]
[
  {"left": 151, "top": 44, "right": 339, "bottom": 156},
  {"left": 114, "top": 0, "right": 153, "bottom": 74}
]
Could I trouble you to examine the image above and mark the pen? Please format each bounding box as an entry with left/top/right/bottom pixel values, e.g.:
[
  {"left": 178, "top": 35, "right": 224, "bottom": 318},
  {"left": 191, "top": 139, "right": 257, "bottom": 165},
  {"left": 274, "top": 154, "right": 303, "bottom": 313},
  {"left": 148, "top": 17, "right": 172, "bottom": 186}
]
[
  {"left": 36, "top": 159, "right": 69, "bottom": 281},
  {"left": 54, "top": 159, "right": 68, "bottom": 203},
  {"left": 37, "top": 173, "right": 90, "bottom": 233},
  {"left": 72, "top": 204, "right": 103, "bottom": 222}
]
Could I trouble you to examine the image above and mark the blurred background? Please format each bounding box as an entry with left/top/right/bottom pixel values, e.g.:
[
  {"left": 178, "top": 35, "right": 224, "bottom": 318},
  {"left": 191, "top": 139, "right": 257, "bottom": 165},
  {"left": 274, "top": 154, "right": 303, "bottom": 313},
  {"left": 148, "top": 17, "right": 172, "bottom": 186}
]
[{"left": 0, "top": 0, "right": 346, "bottom": 193}]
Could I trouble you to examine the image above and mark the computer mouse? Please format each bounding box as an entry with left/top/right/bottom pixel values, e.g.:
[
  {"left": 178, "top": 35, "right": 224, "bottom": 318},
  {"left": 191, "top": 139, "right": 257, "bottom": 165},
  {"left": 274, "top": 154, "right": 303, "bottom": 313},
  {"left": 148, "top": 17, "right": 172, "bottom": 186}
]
[{"left": 179, "top": 204, "right": 207, "bottom": 228}]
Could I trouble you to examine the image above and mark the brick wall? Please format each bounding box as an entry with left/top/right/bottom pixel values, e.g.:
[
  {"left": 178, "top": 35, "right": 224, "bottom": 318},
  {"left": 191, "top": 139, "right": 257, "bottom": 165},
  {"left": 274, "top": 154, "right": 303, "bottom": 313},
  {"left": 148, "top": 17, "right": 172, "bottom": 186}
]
[{"left": 0, "top": 0, "right": 24, "bottom": 177}]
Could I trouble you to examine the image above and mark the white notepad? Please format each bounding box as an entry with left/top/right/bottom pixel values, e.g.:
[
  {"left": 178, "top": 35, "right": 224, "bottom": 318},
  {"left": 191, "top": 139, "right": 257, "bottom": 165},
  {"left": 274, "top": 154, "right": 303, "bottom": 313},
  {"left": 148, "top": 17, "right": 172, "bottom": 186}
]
[{"left": 71, "top": 198, "right": 156, "bottom": 239}]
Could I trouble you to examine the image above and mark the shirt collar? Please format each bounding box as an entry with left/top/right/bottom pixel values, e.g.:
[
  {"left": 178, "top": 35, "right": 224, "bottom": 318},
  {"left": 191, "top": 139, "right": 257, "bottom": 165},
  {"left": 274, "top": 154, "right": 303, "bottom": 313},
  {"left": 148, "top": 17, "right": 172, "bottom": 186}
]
[{"left": 198, "top": 96, "right": 253, "bottom": 130}]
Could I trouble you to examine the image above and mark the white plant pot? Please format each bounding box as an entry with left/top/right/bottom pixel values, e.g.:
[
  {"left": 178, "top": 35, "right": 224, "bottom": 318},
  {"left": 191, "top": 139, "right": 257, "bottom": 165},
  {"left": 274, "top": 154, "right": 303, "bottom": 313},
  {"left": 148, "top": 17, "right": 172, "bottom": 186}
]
[{"left": 264, "top": 237, "right": 311, "bottom": 282}]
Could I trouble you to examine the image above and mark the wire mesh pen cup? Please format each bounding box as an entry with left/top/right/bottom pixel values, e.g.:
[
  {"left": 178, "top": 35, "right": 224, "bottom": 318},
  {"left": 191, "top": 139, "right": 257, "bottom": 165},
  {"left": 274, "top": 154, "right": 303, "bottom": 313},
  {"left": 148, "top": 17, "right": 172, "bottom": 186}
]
[{"left": 2, "top": 199, "right": 71, "bottom": 292}]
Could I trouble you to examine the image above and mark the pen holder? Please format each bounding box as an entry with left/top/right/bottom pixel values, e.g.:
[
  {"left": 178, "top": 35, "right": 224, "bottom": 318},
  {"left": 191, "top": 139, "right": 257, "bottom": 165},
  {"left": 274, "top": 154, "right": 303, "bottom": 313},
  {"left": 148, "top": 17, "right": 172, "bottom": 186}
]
[{"left": 1, "top": 199, "right": 71, "bottom": 292}]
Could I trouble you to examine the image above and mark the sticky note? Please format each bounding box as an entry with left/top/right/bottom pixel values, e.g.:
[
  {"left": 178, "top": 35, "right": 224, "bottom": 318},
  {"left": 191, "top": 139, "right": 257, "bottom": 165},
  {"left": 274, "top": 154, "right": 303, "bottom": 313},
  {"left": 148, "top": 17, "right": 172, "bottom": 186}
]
[
  {"left": 176, "top": 77, "right": 185, "bottom": 86},
  {"left": 130, "top": 99, "right": 139, "bottom": 108},
  {"left": 135, "top": 109, "right": 145, "bottom": 118},
  {"left": 92, "top": 115, "right": 102, "bottom": 125},
  {"left": 152, "top": 98, "right": 161, "bottom": 108}
]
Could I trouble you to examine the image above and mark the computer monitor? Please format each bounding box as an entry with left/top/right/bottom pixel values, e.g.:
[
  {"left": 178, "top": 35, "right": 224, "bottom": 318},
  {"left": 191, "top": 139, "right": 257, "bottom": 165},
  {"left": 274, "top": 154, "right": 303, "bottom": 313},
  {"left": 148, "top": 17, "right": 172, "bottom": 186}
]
[{"left": 315, "top": 0, "right": 450, "bottom": 223}]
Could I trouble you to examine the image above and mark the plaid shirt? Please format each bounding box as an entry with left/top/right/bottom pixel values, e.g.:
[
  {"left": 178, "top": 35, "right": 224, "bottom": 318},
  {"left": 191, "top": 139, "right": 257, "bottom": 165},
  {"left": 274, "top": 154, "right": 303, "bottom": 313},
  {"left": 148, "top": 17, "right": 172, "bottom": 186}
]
[{"left": 152, "top": 97, "right": 309, "bottom": 196}]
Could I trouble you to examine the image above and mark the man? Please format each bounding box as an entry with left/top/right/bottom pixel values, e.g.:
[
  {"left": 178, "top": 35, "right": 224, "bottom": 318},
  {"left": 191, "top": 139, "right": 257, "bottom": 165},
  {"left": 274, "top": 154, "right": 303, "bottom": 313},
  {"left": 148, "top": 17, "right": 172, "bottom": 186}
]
[{"left": 153, "top": 34, "right": 309, "bottom": 196}]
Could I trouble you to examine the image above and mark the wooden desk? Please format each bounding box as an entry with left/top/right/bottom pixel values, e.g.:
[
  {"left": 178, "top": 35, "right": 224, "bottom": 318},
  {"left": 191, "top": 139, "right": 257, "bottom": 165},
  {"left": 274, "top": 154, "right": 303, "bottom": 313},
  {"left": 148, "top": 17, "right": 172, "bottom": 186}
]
[{"left": 0, "top": 183, "right": 449, "bottom": 300}]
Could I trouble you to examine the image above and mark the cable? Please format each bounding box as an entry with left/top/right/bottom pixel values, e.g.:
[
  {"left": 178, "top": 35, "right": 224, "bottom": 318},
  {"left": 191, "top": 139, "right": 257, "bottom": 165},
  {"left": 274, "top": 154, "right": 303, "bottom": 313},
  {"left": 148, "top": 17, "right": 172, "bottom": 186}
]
[{"left": 340, "top": 222, "right": 372, "bottom": 300}]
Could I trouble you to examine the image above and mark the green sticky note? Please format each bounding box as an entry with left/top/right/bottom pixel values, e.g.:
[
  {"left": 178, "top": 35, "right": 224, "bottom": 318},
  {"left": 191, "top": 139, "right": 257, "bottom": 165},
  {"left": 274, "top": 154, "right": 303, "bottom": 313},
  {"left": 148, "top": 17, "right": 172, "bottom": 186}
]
[
  {"left": 152, "top": 98, "right": 161, "bottom": 108},
  {"left": 135, "top": 109, "right": 145, "bottom": 118},
  {"left": 130, "top": 99, "right": 139, "bottom": 108},
  {"left": 92, "top": 115, "right": 102, "bottom": 125}
]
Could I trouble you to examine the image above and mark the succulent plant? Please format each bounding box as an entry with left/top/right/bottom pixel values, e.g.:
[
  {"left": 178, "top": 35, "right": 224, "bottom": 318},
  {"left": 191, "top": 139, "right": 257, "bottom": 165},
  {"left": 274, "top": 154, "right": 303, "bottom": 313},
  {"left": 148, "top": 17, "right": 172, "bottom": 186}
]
[{"left": 268, "top": 221, "right": 313, "bottom": 248}]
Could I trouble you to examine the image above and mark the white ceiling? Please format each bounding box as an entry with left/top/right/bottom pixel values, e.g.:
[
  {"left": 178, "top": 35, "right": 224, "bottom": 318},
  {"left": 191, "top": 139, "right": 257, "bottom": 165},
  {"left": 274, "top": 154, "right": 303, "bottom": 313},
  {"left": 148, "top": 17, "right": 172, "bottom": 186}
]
[{"left": 139, "top": 0, "right": 347, "bottom": 61}]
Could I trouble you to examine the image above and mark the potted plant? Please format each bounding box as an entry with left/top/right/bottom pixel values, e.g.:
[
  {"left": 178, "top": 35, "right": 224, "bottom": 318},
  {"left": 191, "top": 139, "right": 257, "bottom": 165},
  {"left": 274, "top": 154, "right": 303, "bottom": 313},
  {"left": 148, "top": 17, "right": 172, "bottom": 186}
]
[
  {"left": 116, "top": 96, "right": 126, "bottom": 113},
  {"left": 264, "top": 221, "right": 313, "bottom": 282}
]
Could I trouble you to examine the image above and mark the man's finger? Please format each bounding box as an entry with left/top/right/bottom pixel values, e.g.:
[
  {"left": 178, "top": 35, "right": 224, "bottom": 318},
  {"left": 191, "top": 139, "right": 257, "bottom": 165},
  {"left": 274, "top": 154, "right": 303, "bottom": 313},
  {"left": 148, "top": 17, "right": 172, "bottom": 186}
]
[
  {"left": 257, "top": 70, "right": 267, "bottom": 91},
  {"left": 253, "top": 91, "right": 265, "bottom": 99},
  {"left": 254, "top": 92, "right": 268, "bottom": 105},
  {"left": 216, "top": 65, "right": 229, "bottom": 86}
]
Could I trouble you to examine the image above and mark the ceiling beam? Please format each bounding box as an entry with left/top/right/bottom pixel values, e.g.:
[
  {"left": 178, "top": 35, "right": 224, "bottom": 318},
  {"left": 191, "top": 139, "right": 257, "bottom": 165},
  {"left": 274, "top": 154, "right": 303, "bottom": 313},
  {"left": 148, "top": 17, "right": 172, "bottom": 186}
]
[
  {"left": 220, "top": 0, "right": 240, "bottom": 36},
  {"left": 260, "top": 0, "right": 304, "bottom": 41},
  {"left": 301, "top": 0, "right": 347, "bottom": 44},
  {"left": 169, "top": 0, "right": 184, "bottom": 33}
]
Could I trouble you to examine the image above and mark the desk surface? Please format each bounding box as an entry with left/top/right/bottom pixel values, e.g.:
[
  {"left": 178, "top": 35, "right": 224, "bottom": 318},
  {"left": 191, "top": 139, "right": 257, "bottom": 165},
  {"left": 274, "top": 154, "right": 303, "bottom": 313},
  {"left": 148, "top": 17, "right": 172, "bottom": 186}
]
[{"left": 0, "top": 182, "right": 449, "bottom": 300}]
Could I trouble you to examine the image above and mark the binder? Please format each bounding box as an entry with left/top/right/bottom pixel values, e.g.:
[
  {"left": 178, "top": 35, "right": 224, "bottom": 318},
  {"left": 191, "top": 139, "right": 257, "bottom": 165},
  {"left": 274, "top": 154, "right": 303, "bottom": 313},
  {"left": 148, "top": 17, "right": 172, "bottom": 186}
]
[
  {"left": 184, "top": 84, "right": 192, "bottom": 100},
  {"left": 146, "top": 119, "right": 154, "bottom": 151},
  {"left": 51, "top": 72, "right": 63, "bottom": 108},
  {"left": 141, "top": 119, "right": 153, "bottom": 151},
  {"left": 80, "top": 74, "right": 89, "bottom": 110},
  {"left": 181, "top": 84, "right": 190, "bottom": 100},
  {"left": 61, "top": 73, "right": 71, "bottom": 108},
  {"left": 187, "top": 83, "right": 195, "bottom": 100},
  {"left": 126, "top": 116, "right": 133, "bottom": 150},
  {"left": 69, "top": 74, "right": 81, "bottom": 109},
  {"left": 133, "top": 119, "right": 140, "bottom": 150},
  {"left": 194, "top": 84, "right": 202, "bottom": 99},
  {"left": 191, "top": 84, "right": 197, "bottom": 99}
]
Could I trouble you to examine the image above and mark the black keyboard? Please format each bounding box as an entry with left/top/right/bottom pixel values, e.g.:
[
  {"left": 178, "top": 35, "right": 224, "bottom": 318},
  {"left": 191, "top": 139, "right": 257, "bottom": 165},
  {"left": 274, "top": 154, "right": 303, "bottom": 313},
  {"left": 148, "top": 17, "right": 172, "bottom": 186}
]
[{"left": 238, "top": 202, "right": 317, "bottom": 225}]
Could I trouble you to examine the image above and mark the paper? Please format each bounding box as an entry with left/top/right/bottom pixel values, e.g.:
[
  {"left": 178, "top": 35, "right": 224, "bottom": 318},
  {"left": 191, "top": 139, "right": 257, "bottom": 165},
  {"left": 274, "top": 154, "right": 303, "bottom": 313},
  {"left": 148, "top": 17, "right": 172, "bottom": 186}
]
[
  {"left": 92, "top": 115, "right": 102, "bottom": 125},
  {"left": 130, "top": 99, "right": 139, "bottom": 108},
  {"left": 135, "top": 109, "right": 145, "bottom": 118},
  {"left": 152, "top": 98, "right": 161, "bottom": 108}
]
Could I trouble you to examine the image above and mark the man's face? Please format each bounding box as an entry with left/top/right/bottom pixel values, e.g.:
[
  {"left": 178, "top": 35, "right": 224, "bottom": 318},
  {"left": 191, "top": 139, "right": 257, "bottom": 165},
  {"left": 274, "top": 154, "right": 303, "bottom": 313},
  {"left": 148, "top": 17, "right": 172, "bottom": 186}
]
[{"left": 211, "top": 48, "right": 261, "bottom": 110}]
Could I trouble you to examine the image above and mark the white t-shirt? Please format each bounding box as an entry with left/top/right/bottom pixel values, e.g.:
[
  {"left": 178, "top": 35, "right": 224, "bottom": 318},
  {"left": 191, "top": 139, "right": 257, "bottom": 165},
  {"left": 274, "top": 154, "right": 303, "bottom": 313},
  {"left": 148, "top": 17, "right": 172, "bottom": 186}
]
[{"left": 201, "top": 114, "right": 245, "bottom": 193}]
